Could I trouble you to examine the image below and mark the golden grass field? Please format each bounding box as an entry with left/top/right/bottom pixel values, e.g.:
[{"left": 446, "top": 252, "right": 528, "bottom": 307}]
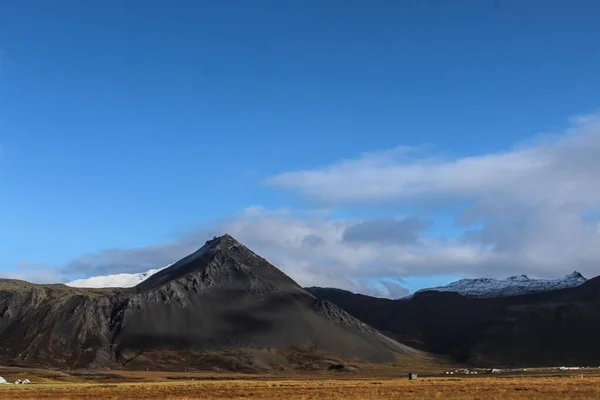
[{"left": 2, "top": 368, "right": 600, "bottom": 399}]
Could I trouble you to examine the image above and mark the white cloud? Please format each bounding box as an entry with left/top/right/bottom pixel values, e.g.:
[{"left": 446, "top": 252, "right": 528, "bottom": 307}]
[
  {"left": 15, "top": 112, "right": 600, "bottom": 296},
  {"left": 4, "top": 262, "right": 64, "bottom": 284},
  {"left": 56, "top": 209, "right": 490, "bottom": 296},
  {"left": 40, "top": 202, "right": 600, "bottom": 296},
  {"left": 265, "top": 112, "right": 600, "bottom": 208},
  {"left": 257, "top": 112, "right": 600, "bottom": 281}
]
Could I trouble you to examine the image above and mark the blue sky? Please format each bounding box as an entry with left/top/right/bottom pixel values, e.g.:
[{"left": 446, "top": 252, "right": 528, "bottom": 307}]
[{"left": 1, "top": 1, "right": 600, "bottom": 296}]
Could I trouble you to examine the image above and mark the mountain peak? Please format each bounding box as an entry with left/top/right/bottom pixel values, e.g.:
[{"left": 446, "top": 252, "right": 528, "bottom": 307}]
[
  {"left": 135, "top": 234, "right": 301, "bottom": 294},
  {"left": 204, "top": 233, "right": 243, "bottom": 250},
  {"left": 66, "top": 234, "right": 248, "bottom": 290},
  {"left": 507, "top": 274, "right": 529, "bottom": 281},
  {"left": 567, "top": 271, "right": 586, "bottom": 280}
]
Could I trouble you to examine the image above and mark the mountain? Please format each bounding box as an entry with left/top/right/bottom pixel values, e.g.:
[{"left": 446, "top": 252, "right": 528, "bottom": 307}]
[
  {"left": 308, "top": 276, "right": 600, "bottom": 367},
  {"left": 412, "top": 272, "right": 587, "bottom": 298},
  {"left": 0, "top": 235, "right": 418, "bottom": 370},
  {"left": 67, "top": 266, "right": 168, "bottom": 288}
]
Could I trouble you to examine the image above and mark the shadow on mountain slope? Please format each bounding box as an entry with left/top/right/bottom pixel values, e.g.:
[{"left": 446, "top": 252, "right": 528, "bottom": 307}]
[{"left": 308, "top": 276, "right": 600, "bottom": 367}]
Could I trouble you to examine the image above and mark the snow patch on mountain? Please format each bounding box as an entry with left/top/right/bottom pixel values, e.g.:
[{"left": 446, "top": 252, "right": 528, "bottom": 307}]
[
  {"left": 66, "top": 265, "right": 170, "bottom": 288},
  {"left": 414, "top": 271, "right": 587, "bottom": 298}
]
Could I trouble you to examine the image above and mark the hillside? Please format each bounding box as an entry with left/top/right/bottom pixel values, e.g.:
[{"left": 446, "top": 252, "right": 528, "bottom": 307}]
[
  {"left": 0, "top": 235, "right": 419, "bottom": 370},
  {"left": 308, "top": 277, "right": 600, "bottom": 367}
]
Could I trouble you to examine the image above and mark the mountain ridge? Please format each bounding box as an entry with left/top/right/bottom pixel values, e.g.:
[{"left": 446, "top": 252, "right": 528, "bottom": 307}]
[
  {"left": 411, "top": 271, "right": 587, "bottom": 298},
  {"left": 308, "top": 275, "right": 600, "bottom": 367}
]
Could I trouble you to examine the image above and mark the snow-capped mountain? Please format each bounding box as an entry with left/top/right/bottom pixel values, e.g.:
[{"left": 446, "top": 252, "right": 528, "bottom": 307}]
[
  {"left": 66, "top": 265, "right": 169, "bottom": 288},
  {"left": 414, "top": 271, "right": 587, "bottom": 298}
]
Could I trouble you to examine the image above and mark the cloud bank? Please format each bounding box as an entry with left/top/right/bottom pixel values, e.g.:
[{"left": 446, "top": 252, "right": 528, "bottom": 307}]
[
  {"left": 11, "top": 112, "right": 600, "bottom": 298},
  {"left": 265, "top": 113, "right": 600, "bottom": 208}
]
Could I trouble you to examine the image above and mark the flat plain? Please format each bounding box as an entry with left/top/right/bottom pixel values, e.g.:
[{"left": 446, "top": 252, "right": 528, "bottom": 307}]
[{"left": 1, "top": 368, "right": 600, "bottom": 399}]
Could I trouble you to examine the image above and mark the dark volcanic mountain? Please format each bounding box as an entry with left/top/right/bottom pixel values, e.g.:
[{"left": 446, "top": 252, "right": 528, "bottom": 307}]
[
  {"left": 308, "top": 277, "right": 600, "bottom": 367},
  {"left": 0, "top": 235, "right": 417, "bottom": 370}
]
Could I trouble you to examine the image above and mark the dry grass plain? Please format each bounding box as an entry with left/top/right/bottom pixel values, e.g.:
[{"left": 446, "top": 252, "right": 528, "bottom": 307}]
[{"left": 2, "top": 370, "right": 600, "bottom": 400}]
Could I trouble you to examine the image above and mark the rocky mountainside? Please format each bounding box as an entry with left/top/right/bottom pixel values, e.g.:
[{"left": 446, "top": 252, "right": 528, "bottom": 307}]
[
  {"left": 412, "top": 272, "right": 586, "bottom": 298},
  {"left": 0, "top": 235, "right": 416, "bottom": 370},
  {"left": 308, "top": 276, "right": 600, "bottom": 367}
]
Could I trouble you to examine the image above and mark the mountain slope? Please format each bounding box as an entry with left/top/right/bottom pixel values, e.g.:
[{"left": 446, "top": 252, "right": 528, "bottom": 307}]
[
  {"left": 308, "top": 277, "right": 600, "bottom": 367},
  {"left": 413, "top": 272, "right": 586, "bottom": 298},
  {"left": 0, "top": 235, "right": 417, "bottom": 370}
]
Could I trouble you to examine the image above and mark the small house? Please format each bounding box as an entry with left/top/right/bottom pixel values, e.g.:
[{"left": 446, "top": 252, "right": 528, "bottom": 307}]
[{"left": 408, "top": 372, "right": 417, "bottom": 380}]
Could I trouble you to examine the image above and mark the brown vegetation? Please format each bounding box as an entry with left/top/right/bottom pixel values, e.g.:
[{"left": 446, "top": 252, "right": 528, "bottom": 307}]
[{"left": 1, "top": 372, "right": 599, "bottom": 399}]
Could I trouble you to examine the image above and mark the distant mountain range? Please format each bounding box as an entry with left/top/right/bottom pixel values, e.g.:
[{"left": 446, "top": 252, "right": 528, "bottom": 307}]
[
  {"left": 68, "top": 266, "right": 588, "bottom": 299},
  {"left": 307, "top": 276, "right": 600, "bottom": 367},
  {"left": 411, "top": 271, "right": 587, "bottom": 298}
]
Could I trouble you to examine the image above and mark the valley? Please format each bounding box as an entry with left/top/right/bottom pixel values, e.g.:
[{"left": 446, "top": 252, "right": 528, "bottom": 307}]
[{"left": 1, "top": 367, "right": 600, "bottom": 399}]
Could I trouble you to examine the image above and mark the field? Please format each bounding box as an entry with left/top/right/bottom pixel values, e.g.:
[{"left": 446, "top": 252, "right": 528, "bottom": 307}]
[{"left": 1, "top": 368, "right": 600, "bottom": 399}]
